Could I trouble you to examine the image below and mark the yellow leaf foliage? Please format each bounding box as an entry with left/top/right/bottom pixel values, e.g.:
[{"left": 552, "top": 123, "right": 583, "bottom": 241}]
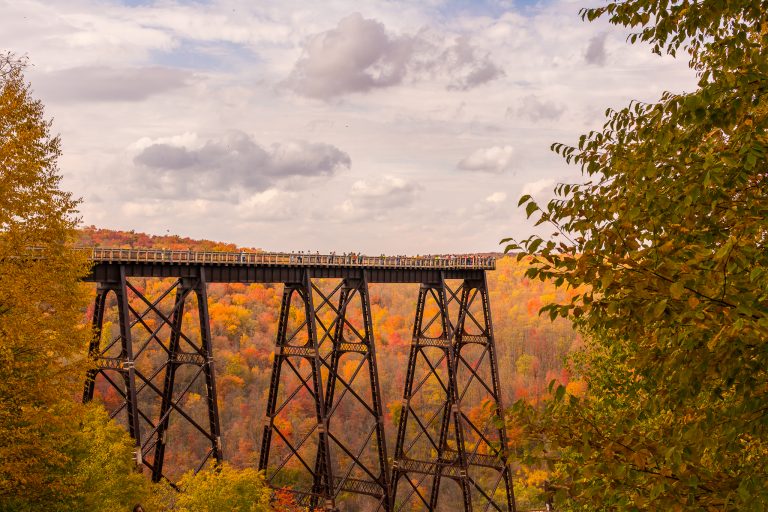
[{"left": 0, "top": 54, "right": 149, "bottom": 510}]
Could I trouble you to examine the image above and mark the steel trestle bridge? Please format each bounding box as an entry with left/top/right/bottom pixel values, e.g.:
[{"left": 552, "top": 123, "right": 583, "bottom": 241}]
[{"left": 80, "top": 248, "right": 516, "bottom": 511}]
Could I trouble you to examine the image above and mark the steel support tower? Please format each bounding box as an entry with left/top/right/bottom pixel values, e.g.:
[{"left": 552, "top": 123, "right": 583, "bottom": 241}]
[
  {"left": 258, "top": 270, "right": 390, "bottom": 510},
  {"left": 391, "top": 275, "right": 515, "bottom": 511},
  {"left": 82, "top": 267, "right": 222, "bottom": 482}
]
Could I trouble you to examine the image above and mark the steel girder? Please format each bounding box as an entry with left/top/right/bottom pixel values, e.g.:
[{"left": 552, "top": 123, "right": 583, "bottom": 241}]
[
  {"left": 391, "top": 274, "right": 515, "bottom": 512},
  {"left": 82, "top": 266, "right": 222, "bottom": 482}
]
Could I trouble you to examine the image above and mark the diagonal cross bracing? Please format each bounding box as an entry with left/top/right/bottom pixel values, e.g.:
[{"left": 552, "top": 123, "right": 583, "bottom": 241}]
[
  {"left": 82, "top": 269, "right": 222, "bottom": 483},
  {"left": 392, "top": 276, "right": 516, "bottom": 512},
  {"left": 259, "top": 272, "right": 390, "bottom": 511}
]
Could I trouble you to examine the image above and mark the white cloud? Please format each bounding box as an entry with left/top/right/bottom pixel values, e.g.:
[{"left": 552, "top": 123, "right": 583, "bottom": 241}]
[
  {"left": 457, "top": 145, "right": 514, "bottom": 174},
  {"left": 486, "top": 192, "right": 507, "bottom": 204},
  {"left": 285, "top": 13, "right": 414, "bottom": 99},
  {"left": 130, "top": 133, "right": 200, "bottom": 152},
  {"left": 521, "top": 178, "right": 555, "bottom": 197},
  {"left": 131, "top": 131, "right": 350, "bottom": 198},
  {"left": 33, "top": 66, "right": 192, "bottom": 103},
  {"left": 455, "top": 191, "right": 511, "bottom": 221},
  {"left": 434, "top": 35, "right": 505, "bottom": 91},
  {"left": 510, "top": 94, "right": 565, "bottom": 122},
  {"left": 120, "top": 198, "right": 214, "bottom": 219},
  {"left": 332, "top": 175, "right": 420, "bottom": 220},
  {"left": 285, "top": 13, "right": 503, "bottom": 99},
  {"left": 237, "top": 189, "right": 299, "bottom": 221},
  {"left": 351, "top": 175, "right": 416, "bottom": 204}
]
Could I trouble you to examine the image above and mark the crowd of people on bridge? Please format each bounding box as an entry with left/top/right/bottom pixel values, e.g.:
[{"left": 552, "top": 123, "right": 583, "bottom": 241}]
[{"left": 284, "top": 251, "right": 495, "bottom": 267}]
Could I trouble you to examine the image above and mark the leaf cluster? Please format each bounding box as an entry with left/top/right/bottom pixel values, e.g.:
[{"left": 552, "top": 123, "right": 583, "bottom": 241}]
[
  {"left": 149, "top": 462, "right": 273, "bottom": 512},
  {"left": 506, "top": 2, "right": 768, "bottom": 509}
]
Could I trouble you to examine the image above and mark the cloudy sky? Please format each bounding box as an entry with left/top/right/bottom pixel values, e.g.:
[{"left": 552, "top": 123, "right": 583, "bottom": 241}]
[{"left": 4, "top": 0, "right": 697, "bottom": 253}]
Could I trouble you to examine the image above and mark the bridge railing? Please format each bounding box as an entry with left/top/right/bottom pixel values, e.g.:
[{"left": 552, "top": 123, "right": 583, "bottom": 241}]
[{"left": 76, "top": 247, "right": 496, "bottom": 270}]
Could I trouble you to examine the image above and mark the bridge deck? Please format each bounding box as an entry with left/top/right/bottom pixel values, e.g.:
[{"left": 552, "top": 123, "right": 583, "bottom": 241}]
[{"left": 80, "top": 248, "right": 494, "bottom": 284}]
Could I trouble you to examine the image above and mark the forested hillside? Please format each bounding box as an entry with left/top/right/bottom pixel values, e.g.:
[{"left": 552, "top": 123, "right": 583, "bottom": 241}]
[{"left": 77, "top": 226, "right": 580, "bottom": 506}]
